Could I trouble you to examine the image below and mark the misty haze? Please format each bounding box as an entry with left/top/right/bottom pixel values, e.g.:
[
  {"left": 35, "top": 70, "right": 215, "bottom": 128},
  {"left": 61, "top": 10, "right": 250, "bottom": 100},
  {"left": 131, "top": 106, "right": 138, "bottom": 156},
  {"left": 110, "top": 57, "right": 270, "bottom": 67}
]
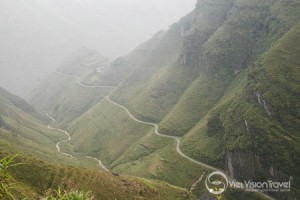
[
  {"left": 0, "top": 0, "right": 195, "bottom": 96},
  {"left": 0, "top": 0, "right": 299, "bottom": 200}
]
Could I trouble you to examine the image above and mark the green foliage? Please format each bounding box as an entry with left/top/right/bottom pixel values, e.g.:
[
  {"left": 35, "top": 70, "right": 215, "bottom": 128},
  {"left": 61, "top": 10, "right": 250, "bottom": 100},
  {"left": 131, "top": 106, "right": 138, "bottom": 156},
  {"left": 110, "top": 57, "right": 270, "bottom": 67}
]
[
  {"left": 0, "top": 140, "right": 195, "bottom": 199},
  {"left": 0, "top": 155, "right": 20, "bottom": 200},
  {"left": 206, "top": 114, "right": 224, "bottom": 137},
  {"left": 44, "top": 187, "right": 93, "bottom": 200}
]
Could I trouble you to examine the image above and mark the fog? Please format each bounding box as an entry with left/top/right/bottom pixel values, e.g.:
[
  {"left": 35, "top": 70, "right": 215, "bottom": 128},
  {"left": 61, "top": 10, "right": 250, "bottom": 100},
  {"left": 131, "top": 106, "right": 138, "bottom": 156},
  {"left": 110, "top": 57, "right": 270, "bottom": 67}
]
[{"left": 0, "top": 0, "right": 196, "bottom": 97}]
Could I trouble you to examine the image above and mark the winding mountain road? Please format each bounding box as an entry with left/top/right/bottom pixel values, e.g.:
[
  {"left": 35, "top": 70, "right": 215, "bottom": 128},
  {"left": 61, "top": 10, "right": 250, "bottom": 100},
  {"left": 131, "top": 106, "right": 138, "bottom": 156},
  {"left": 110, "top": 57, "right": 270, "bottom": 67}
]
[
  {"left": 55, "top": 70, "right": 116, "bottom": 89},
  {"left": 86, "top": 156, "right": 109, "bottom": 172},
  {"left": 45, "top": 112, "right": 77, "bottom": 159},
  {"left": 47, "top": 124, "right": 77, "bottom": 160},
  {"left": 52, "top": 70, "right": 273, "bottom": 199},
  {"left": 106, "top": 97, "right": 220, "bottom": 171},
  {"left": 76, "top": 79, "right": 115, "bottom": 89},
  {"left": 105, "top": 96, "right": 274, "bottom": 200},
  {"left": 45, "top": 113, "right": 108, "bottom": 171}
]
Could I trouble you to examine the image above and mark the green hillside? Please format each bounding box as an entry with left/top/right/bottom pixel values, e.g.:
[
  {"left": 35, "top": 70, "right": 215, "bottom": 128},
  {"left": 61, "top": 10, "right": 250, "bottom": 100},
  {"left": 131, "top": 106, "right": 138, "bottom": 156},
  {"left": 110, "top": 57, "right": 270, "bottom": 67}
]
[
  {"left": 1, "top": 87, "right": 61, "bottom": 161},
  {"left": 0, "top": 87, "right": 96, "bottom": 167},
  {"left": 180, "top": 21, "right": 300, "bottom": 199},
  {"left": 27, "top": 0, "right": 300, "bottom": 199}
]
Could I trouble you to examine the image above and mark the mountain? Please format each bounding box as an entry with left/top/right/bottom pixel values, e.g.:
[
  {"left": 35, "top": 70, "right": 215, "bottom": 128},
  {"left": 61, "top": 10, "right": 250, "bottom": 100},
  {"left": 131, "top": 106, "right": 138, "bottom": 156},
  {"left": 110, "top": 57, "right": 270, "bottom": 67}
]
[
  {"left": 0, "top": 87, "right": 58, "bottom": 160},
  {"left": 0, "top": 0, "right": 195, "bottom": 97},
  {"left": 28, "top": 0, "right": 300, "bottom": 199},
  {"left": 28, "top": 48, "right": 113, "bottom": 126}
]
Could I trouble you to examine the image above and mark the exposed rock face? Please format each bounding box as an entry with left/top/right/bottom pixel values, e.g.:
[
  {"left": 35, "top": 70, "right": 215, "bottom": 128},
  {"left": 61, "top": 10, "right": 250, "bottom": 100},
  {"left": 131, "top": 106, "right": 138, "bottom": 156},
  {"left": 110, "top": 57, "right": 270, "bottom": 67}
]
[
  {"left": 225, "top": 151, "right": 258, "bottom": 181},
  {"left": 227, "top": 151, "right": 234, "bottom": 177},
  {"left": 255, "top": 91, "right": 272, "bottom": 116},
  {"left": 255, "top": 91, "right": 263, "bottom": 105},
  {"left": 244, "top": 119, "right": 250, "bottom": 135}
]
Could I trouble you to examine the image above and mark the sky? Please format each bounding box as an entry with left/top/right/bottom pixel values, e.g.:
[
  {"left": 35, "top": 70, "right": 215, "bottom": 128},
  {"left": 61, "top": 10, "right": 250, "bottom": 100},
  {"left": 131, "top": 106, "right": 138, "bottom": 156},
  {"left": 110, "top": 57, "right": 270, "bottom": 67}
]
[{"left": 0, "top": 0, "right": 196, "bottom": 96}]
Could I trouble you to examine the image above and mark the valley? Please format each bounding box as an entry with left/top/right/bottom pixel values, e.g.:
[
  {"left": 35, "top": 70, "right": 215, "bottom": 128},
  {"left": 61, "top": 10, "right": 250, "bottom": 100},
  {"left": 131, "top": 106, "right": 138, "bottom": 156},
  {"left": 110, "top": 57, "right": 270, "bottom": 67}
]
[
  {"left": 36, "top": 68, "right": 271, "bottom": 199},
  {"left": 1, "top": 0, "right": 300, "bottom": 199}
]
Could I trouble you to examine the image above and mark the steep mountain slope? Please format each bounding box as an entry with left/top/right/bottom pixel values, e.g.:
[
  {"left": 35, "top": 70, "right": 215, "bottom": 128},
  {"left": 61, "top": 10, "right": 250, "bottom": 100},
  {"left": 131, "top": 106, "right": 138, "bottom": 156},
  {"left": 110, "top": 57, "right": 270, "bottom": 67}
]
[
  {"left": 29, "top": 0, "right": 300, "bottom": 199},
  {"left": 0, "top": 87, "right": 84, "bottom": 166},
  {"left": 0, "top": 87, "right": 47, "bottom": 123},
  {"left": 1, "top": 141, "right": 194, "bottom": 200},
  {"left": 181, "top": 21, "right": 300, "bottom": 199},
  {"left": 110, "top": 0, "right": 235, "bottom": 123}
]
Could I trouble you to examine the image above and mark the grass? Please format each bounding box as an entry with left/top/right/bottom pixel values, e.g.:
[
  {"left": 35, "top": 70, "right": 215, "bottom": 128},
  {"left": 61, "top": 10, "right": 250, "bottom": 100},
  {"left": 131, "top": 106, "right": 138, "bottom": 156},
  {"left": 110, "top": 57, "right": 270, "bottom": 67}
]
[
  {"left": 110, "top": 0, "right": 234, "bottom": 124},
  {"left": 66, "top": 98, "right": 209, "bottom": 192},
  {"left": 159, "top": 73, "right": 231, "bottom": 136},
  {"left": 111, "top": 132, "right": 209, "bottom": 190},
  {"left": 67, "top": 99, "right": 152, "bottom": 165}
]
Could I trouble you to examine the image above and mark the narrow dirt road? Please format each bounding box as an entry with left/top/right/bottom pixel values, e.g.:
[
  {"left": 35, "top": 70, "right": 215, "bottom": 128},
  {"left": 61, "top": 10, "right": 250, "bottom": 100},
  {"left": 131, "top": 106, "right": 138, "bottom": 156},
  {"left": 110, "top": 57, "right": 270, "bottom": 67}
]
[
  {"left": 105, "top": 96, "right": 274, "bottom": 200},
  {"left": 45, "top": 113, "right": 108, "bottom": 171}
]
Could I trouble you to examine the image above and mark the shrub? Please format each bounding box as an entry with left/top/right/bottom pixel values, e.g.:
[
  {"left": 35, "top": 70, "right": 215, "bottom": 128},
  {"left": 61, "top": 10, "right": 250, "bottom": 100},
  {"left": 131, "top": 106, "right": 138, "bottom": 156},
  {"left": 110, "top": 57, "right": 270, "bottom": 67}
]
[
  {"left": 0, "top": 155, "right": 20, "bottom": 200},
  {"left": 44, "top": 187, "right": 94, "bottom": 200}
]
